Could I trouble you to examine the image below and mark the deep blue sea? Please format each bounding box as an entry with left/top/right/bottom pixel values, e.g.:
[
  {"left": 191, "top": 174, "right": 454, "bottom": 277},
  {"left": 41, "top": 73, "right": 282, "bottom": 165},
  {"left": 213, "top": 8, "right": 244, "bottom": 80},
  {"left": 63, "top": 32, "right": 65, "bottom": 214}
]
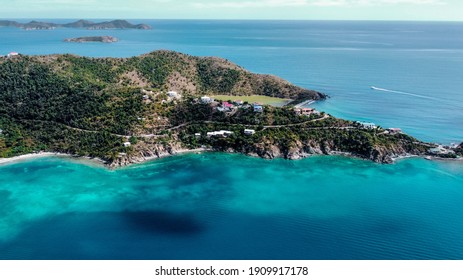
[{"left": 1, "top": 20, "right": 463, "bottom": 259}]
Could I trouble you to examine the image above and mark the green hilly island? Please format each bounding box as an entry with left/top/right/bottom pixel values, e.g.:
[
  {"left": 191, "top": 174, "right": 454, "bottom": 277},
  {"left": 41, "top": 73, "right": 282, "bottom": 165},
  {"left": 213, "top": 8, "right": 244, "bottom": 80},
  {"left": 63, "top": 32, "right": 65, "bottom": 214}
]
[
  {"left": 0, "top": 19, "right": 151, "bottom": 30},
  {"left": 0, "top": 51, "right": 457, "bottom": 166}
]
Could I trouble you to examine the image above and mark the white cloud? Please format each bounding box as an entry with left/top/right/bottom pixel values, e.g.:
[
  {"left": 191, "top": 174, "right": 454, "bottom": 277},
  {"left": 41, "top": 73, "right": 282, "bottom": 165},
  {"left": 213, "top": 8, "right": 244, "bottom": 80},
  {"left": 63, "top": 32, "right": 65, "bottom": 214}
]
[{"left": 191, "top": 0, "right": 446, "bottom": 9}]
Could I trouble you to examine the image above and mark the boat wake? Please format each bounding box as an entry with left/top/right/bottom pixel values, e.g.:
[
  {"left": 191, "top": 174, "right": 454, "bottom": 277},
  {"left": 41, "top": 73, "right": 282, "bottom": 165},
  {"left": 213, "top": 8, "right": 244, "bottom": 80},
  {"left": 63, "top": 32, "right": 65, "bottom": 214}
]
[{"left": 370, "top": 86, "right": 439, "bottom": 101}]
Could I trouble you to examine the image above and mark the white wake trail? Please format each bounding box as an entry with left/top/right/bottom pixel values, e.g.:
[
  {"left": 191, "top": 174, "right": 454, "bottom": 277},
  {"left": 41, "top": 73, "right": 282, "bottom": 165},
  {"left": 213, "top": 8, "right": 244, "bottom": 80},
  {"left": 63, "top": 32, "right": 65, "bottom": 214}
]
[{"left": 371, "top": 86, "right": 439, "bottom": 101}]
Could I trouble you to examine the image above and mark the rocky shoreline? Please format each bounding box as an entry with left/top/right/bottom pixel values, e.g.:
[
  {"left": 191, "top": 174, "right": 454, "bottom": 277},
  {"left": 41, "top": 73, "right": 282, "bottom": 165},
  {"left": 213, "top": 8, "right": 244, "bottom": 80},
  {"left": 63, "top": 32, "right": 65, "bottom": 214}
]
[
  {"left": 1, "top": 140, "right": 461, "bottom": 169},
  {"left": 108, "top": 139, "right": 459, "bottom": 168}
]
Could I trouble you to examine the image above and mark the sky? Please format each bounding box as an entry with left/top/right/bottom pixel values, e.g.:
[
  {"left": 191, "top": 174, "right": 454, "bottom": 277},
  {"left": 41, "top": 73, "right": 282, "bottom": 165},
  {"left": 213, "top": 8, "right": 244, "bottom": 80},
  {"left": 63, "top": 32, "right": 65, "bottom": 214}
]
[{"left": 0, "top": 0, "right": 462, "bottom": 21}]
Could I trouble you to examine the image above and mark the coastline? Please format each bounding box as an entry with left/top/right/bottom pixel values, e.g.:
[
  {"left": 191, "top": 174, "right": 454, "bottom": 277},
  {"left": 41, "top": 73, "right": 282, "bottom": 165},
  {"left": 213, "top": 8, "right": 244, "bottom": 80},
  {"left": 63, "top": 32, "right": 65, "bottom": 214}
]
[
  {"left": 0, "top": 152, "right": 65, "bottom": 165},
  {"left": 1, "top": 147, "right": 459, "bottom": 169},
  {"left": 110, "top": 147, "right": 212, "bottom": 168}
]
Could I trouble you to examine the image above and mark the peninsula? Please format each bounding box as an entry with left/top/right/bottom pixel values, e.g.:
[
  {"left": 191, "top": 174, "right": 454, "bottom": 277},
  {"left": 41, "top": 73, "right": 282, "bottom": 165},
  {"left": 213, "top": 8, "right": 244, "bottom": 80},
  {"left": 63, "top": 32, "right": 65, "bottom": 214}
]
[
  {"left": 64, "top": 36, "right": 119, "bottom": 43},
  {"left": 0, "top": 19, "right": 151, "bottom": 30},
  {"left": 0, "top": 51, "right": 460, "bottom": 166}
]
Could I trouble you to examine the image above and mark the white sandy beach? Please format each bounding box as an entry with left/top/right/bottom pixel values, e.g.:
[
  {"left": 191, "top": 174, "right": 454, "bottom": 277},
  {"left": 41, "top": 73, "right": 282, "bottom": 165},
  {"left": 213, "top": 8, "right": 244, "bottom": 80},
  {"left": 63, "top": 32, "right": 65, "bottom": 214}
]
[
  {"left": 0, "top": 152, "right": 106, "bottom": 166},
  {"left": 0, "top": 148, "right": 211, "bottom": 168},
  {"left": 0, "top": 152, "right": 63, "bottom": 165}
]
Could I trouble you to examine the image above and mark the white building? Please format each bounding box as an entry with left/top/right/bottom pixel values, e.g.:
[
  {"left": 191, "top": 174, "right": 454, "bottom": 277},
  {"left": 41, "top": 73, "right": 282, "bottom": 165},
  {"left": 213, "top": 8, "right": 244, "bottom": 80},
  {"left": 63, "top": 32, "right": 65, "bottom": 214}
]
[
  {"left": 7, "top": 52, "right": 19, "bottom": 58},
  {"left": 207, "top": 130, "right": 234, "bottom": 138},
  {"left": 253, "top": 104, "right": 263, "bottom": 113},
  {"left": 201, "top": 96, "right": 213, "bottom": 104},
  {"left": 195, "top": 133, "right": 201, "bottom": 138},
  {"left": 123, "top": 142, "right": 131, "bottom": 147},
  {"left": 220, "top": 130, "right": 234, "bottom": 136},
  {"left": 244, "top": 129, "right": 255, "bottom": 135},
  {"left": 387, "top": 128, "right": 402, "bottom": 134}
]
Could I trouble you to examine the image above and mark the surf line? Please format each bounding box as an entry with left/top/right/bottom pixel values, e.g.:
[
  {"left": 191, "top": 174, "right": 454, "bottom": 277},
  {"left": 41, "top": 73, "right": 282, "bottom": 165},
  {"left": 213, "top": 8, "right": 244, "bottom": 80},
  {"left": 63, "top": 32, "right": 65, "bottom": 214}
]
[{"left": 370, "top": 86, "right": 439, "bottom": 101}]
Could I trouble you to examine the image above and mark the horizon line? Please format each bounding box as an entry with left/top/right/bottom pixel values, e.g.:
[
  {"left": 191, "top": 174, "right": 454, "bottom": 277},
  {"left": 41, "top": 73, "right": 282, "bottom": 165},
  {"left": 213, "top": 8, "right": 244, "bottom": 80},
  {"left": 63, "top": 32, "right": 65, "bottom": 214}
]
[{"left": 1, "top": 18, "right": 463, "bottom": 23}]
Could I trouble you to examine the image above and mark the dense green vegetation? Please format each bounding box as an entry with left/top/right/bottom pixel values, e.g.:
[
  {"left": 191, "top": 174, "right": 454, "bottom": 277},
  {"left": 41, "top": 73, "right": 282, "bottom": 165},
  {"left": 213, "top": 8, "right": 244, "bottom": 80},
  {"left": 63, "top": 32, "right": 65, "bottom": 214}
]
[{"left": 197, "top": 59, "right": 242, "bottom": 93}]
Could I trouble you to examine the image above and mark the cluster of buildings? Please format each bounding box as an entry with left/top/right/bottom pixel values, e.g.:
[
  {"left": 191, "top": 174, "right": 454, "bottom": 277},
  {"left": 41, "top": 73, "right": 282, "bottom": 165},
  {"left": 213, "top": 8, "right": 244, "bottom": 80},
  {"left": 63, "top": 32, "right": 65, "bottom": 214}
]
[
  {"left": 358, "top": 122, "right": 404, "bottom": 134},
  {"left": 359, "top": 122, "right": 378, "bottom": 129},
  {"left": 200, "top": 96, "right": 265, "bottom": 113},
  {"left": 428, "top": 145, "right": 455, "bottom": 155},
  {"left": 142, "top": 89, "right": 182, "bottom": 104}
]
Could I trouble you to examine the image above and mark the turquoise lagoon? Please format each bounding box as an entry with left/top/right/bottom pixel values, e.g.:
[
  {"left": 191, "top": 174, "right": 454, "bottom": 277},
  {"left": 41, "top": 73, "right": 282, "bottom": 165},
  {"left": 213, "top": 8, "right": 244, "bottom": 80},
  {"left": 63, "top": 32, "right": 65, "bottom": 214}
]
[
  {"left": 1, "top": 20, "right": 463, "bottom": 259},
  {"left": 1, "top": 154, "right": 463, "bottom": 259}
]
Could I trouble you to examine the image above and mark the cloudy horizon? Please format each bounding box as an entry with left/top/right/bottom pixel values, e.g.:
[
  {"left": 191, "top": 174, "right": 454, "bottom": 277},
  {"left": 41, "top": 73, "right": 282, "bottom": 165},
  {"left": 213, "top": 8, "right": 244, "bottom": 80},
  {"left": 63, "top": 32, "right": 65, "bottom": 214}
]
[{"left": 0, "top": 0, "right": 461, "bottom": 21}]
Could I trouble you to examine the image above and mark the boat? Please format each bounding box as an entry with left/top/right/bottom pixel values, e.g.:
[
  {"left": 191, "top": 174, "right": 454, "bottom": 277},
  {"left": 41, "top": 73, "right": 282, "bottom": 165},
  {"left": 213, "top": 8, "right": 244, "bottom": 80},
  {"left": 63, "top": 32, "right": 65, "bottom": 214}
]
[
  {"left": 370, "top": 86, "right": 381, "bottom": 90},
  {"left": 425, "top": 156, "right": 432, "bottom": 160}
]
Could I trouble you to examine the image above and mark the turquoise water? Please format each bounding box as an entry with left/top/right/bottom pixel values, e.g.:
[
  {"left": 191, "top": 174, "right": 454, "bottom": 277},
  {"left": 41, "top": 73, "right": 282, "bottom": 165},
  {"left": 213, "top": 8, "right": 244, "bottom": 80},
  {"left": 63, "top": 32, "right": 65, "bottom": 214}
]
[
  {"left": 1, "top": 154, "right": 463, "bottom": 260},
  {"left": 1, "top": 20, "right": 463, "bottom": 259}
]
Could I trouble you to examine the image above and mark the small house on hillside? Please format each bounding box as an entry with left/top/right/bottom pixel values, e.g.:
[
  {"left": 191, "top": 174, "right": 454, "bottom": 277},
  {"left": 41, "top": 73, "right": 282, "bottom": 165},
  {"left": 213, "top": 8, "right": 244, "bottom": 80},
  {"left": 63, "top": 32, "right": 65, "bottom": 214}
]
[
  {"left": 253, "top": 105, "right": 263, "bottom": 113},
  {"left": 301, "top": 108, "right": 315, "bottom": 116},
  {"left": 7, "top": 52, "right": 19, "bottom": 58},
  {"left": 244, "top": 129, "right": 255, "bottom": 135},
  {"left": 201, "top": 96, "right": 213, "bottom": 104},
  {"left": 217, "top": 101, "right": 234, "bottom": 112},
  {"left": 387, "top": 128, "right": 402, "bottom": 134},
  {"left": 123, "top": 142, "right": 131, "bottom": 147},
  {"left": 222, "top": 101, "right": 234, "bottom": 109}
]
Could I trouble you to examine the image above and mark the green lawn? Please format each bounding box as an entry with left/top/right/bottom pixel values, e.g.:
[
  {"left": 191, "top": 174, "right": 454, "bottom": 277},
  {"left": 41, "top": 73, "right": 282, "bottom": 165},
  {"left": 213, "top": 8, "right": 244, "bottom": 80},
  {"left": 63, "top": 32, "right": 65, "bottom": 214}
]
[{"left": 212, "top": 95, "right": 292, "bottom": 107}]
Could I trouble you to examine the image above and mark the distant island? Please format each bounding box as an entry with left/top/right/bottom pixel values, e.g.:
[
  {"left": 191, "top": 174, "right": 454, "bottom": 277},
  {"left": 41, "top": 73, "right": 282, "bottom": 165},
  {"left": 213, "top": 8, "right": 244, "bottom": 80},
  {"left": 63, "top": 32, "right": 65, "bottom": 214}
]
[
  {"left": 0, "top": 51, "right": 460, "bottom": 167},
  {"left": 64, "top": 36, "right": 119, "bottom": 43},
  {"left": 0, "top": 19, "right": 151, "bottom": 30}
]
